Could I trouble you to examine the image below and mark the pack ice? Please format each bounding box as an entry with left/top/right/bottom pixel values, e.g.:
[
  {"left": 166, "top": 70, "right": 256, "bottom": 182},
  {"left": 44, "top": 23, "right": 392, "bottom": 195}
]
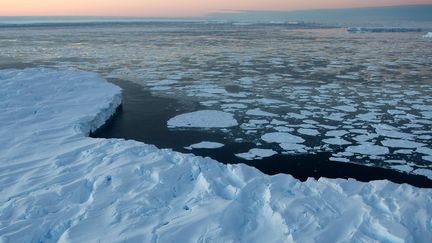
[{"left": 1, "top": 68, "right": 432, "bottom": 242}]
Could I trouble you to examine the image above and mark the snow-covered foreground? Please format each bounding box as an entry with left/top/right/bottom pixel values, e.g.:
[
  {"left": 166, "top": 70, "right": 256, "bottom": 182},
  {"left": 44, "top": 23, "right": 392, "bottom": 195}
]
[{"left": 1, "top": 68, "right": 432, "bottom": 242}]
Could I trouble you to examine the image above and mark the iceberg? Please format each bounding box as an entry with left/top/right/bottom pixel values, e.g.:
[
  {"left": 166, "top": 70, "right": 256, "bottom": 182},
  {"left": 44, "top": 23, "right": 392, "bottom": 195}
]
[
  {"left": 423, "top": 32, "right": 432, "bottom": 38},
  {"left": 1, "top": 68, "right": 432, "bottom": 242}
]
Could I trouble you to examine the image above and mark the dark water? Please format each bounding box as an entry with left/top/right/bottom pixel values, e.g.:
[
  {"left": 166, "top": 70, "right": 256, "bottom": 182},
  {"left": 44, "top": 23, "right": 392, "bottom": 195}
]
[{"left": 91, "top": 79, "right": 432, "bottom": 188}]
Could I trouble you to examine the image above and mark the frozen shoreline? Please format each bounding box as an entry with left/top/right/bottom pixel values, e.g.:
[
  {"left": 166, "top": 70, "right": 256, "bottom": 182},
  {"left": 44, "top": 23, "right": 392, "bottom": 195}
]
[{"left": 1, "top": 68, "right": 432, "bottom": 242}]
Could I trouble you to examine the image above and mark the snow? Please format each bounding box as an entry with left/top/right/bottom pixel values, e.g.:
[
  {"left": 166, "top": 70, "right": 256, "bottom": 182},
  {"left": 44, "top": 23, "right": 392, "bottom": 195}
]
[
  {"left": 235, "top": 148, "right": 277, "bottom": 160},
  {"left": 185, "top": 141, "right": 225, "bottom": 150},
  {"left": 167, "top": 110, "right": 238, "bottom": 128},
  {"left": 1, "top": 68, "right": 432, "bottom": 242}
]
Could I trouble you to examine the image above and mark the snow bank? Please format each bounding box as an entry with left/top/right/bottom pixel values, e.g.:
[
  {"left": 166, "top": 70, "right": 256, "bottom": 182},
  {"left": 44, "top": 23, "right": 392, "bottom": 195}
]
[{"left": 1, "top": 68, "right": 432, "bottom": 242}]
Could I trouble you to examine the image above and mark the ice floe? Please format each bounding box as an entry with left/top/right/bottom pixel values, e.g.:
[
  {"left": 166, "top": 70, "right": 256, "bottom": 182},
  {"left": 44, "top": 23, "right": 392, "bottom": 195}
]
[
  {"left": 323, "top": 138, "right": 352, "bottom": 146},
  {"left": 235, "top": 148, "right": 277, "bottom": 160},
  {"left": 381, "top": 139, "right": 425, "bottom": 149},
  {"left": 185, "top": 141, "right": 225, "bottom": 150},
  {"left": 167, "top": 110, "right": 238, "bottom": 128},
  {"left": 346, "top": 144, "right": 390, "bottom": 156},
  {"left": 261, "top": 132, "right": 305, "bottom": 144},
  {"left": 298, "top": 128, "right": 320, "bottom": 136}
]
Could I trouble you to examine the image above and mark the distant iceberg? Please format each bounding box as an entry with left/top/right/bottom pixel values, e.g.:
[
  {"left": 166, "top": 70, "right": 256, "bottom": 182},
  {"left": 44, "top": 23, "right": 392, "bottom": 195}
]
[
  {"left": 423, "top": 32, "right": 432, "bottom": 38},
  {"left": 347, "top": 27, "right": 422, "bottom": 33}
]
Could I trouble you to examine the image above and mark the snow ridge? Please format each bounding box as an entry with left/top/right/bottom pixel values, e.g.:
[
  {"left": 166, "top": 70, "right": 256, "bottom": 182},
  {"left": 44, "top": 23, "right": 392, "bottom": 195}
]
[{"left": 1, "top": 68, "right": 431, "bottom": 242}]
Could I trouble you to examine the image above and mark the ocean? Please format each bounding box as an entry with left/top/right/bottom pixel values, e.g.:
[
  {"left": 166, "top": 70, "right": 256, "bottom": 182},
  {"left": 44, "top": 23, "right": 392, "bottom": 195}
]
[{"left": 1, "top": 17, "right": 432, "bottom": 185}]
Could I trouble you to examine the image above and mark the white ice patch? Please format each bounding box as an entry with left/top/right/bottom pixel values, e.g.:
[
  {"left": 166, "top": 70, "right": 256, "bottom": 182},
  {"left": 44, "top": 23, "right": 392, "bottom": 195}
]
[
  {"left": 325, "top": 130, "right": 348, "bottom": 137},
  {"left": 185, "top": 141, "right": 225, "bottom": 150},
  {"left": 346, "top": 144, "right": 389, "bottom": 156},
  {"left": 167, "top": 110, "right": 238, "bottom": 128},
  {"left": 374, "top": 125, "right": 413, "bottom": 139},
  {"left": 298, "top": 128, "right": 320, "bottom": 136},
  {"left": 334, "top": 105, "right": 357, "bottom": 113},
  {"left": 413, "top": 168, "right": 432, "bottom": 179},
  {"left": 235, "top": 148, "right": 277, "bottom": 160},
  {"left": 279, "top": 143, "right": 307, "bottom": 153},
  {"left": 416, "top": 147, "right": 432, "bottom": 155},
  {"left": 246, "top": 108, "right": 278, "bottom": 117},
  {"left": 390, "top": 164, "right": 413, "bottom": 173},
  {"left": 423, "top": 32, "right": 432, "bottom": 38},
  {"left": 381, "top": 139, "right": 425, "bottom": 149},
  {"left": 261, "top": 132, "right": 305, "bottom": 144},
  {"left": 323, "top": 138, "right": 352, "bottom": 146},
  {"left": 330, "top": 157, "right": 350, "bottom": 163}
]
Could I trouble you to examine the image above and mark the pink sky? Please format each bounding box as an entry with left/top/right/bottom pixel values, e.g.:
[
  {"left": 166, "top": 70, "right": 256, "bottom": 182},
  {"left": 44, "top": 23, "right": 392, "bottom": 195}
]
[{"left": 1, "top": 0, "right": 432, "bottom": 16}]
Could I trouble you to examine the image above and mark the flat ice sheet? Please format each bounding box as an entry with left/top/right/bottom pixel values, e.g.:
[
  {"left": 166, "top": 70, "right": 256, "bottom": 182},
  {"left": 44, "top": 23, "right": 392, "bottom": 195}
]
[
  {"left": 235, "top": 148, "right": 277, "bottom": 160},
  {"left": 167, "top": 110, "right": 238, "bottom": 128},
  {"left": 186, "top": 141, "right": 225, "bottom": 149}
]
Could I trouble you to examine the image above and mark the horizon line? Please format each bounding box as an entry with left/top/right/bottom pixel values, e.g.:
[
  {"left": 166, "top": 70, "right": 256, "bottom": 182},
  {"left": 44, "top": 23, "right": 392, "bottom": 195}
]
[{"left": 1, "top": 3, "right": 431, "bottom": 18}]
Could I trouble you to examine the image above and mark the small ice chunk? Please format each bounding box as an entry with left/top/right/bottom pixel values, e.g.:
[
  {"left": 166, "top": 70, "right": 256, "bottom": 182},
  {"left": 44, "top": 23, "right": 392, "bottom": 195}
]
[
  {"left": 390, "top": 165, "right": 413, "bottom": 173},
  {"left": 167, "top": 110, "right": 238, "bottom": 128},
  {"left": 270, "top": 119, "right": 288, "bottom": 125},
  {"left": 353, "top": 134, "right": 378, "bottom": 142},
  {"left": 325, "top": 130, "right": 348, "bottom": 137},
  {"left": 381, "top": 139, "right": 425, "bottom": 149},
  {"left": 298, "top": 128, "right": 320, "bottom": 136},
  {"left": 394, "top": 149, "right": 414, "bottom": 154},
  {"left": 346, "top": 144, "right": 389, "bottom": 155},
  {"left": 423, "top": 32, "right": 432, "bottom": 38},
  {"left": 256, "top": 98, "right": 285, "bottom": 104},
  {"left": 235, "top": 148, "right": 277, "bottom": 160},
  {"left": 330, "top": 157, "right": 350, "bottom": 163},
  {"left": 273, "top": 126, "right": 294, "bottom": 132},
  {"left": 413, "top": 168, "right": 432, "bottom": 180},
  {"left": 186, "top": 142, "right": 224, "bottom": 150},
  {"left": 246, "top": 108, "right": 278, "bottom": 117},
  {"left": 323, "top": 138, "right": 351, "bottom": 146},
  {"left": 334, "top": 105, "right": 357, "bottom": 113},
  {"left": 249, "top": 119, "right": 269, "bottom": 125},
  {"left": 221, "top": 103, "right": 248, "bottom": 109},
  {"left": 375, "top": 126, "right": 413, "bottom": 139},
  {"left": 261, "top": 132, "right": 305, "bottom": 144},
  {"left": 416, "top": 147, "right": 432, "bottom": 155},
  {"left": 279, "top": 143, "right": 307, "bottom": 153}
]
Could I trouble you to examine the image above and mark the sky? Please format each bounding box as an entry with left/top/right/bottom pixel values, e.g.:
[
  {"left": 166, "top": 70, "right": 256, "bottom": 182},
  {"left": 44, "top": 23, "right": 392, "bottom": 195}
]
[{"left": 1, "top": 0, "right": 432, "bottom": 17}]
